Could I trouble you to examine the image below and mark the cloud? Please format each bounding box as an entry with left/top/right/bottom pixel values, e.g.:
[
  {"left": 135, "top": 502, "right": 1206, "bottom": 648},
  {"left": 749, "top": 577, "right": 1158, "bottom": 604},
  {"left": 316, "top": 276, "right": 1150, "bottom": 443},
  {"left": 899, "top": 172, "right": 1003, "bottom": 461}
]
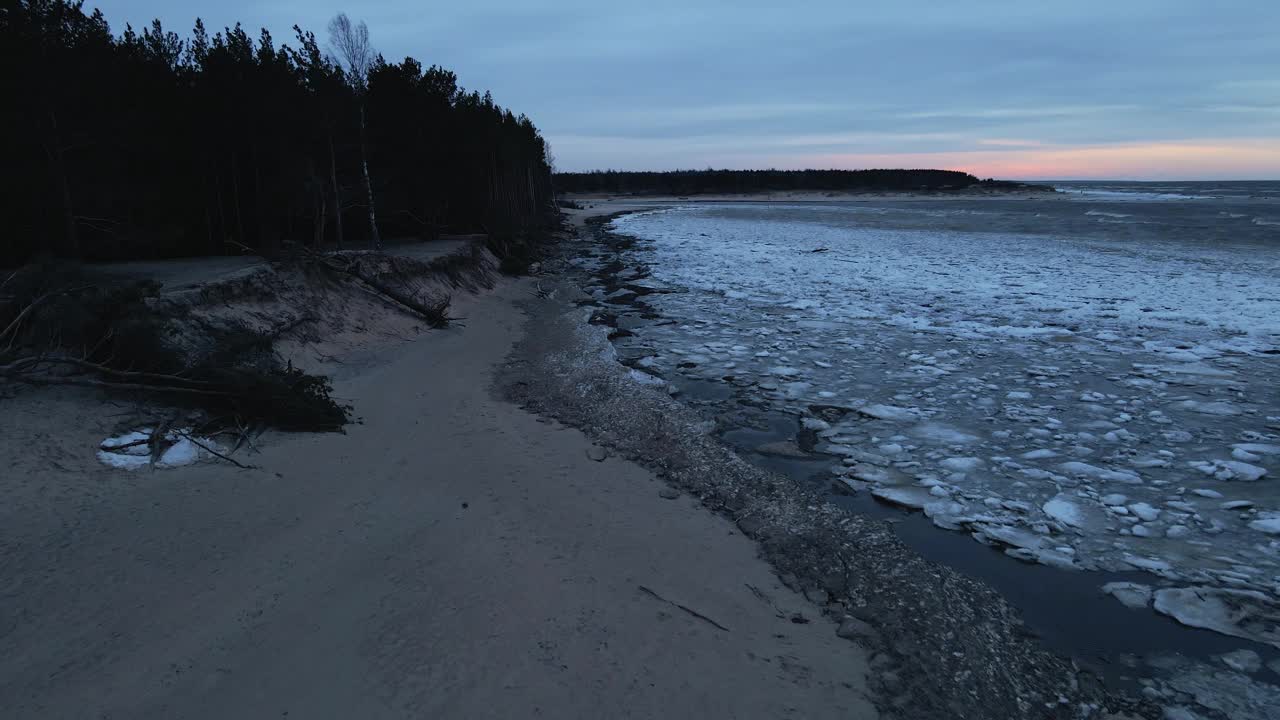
[
  {"left": 92, "top": 0, "right": 1280, "bottom": 178},
  {"left": 977, "top": 139, "right": 1047, "bottom": 148},
  {"left": 768, "top": 139, "right": 1280, "bottom": 180},
  {"left": 899, "top": 106, "right": 1140, "bottom": 121}
]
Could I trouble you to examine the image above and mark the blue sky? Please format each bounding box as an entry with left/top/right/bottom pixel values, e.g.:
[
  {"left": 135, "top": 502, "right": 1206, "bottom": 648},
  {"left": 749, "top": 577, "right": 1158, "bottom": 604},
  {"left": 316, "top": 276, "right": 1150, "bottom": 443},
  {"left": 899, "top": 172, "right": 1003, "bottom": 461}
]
[{"left": 91, "top": 1, "right": 1280, "bottom": 179}]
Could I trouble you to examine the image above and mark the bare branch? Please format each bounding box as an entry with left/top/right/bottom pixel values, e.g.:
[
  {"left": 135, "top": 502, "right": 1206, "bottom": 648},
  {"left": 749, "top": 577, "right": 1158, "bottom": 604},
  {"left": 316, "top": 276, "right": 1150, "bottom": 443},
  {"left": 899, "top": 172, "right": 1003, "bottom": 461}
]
[
  {"left": 24, "top": 357, "right": 218, "bottom": 388},
  {"left": 7, "top": 375, "right": 232, "bottom": 397},
  {"left": 174, "top": 430, "right": 257, "bottom": 470},
  {"left": 1, "top": 286, "right": 93, "bottom": 350},
  {"left": 328, "top": 13, "right": 373, "bottom": 91}
]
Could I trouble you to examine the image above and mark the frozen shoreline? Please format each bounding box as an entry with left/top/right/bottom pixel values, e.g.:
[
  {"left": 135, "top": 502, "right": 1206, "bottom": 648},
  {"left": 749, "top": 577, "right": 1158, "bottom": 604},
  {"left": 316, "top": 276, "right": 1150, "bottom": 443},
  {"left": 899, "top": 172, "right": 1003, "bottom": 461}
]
[
  {"left": 603, "top": 201, "right": 1280, "bottom": 620},
  {"left": 562, "top": 192, "right": 1280, "bottom": 718}
]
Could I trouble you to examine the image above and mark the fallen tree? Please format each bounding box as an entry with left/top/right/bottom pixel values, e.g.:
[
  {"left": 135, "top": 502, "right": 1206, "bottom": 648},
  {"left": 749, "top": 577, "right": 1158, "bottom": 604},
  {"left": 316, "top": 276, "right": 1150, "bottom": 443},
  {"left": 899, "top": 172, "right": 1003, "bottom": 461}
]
[{"left": 0, "top": 264, "right": 348, "bottom": 431}]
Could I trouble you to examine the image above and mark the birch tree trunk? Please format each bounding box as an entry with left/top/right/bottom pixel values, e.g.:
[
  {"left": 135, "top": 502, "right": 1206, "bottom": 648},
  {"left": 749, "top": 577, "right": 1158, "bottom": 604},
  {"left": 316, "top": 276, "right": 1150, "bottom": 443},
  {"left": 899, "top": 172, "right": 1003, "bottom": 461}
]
[
  {"left": 358, "top": 104, "right": 380, "bottom": 250},
  {"left": 328, "top": 133, "right": 344, "bottom": 248}
]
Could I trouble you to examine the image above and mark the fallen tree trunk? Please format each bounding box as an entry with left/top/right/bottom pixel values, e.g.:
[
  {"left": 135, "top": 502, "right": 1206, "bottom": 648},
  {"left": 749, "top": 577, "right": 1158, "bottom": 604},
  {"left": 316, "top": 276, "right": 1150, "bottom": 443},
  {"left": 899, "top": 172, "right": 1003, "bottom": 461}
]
[{"left": 303, "top": 250, "right": 455, "bottom": 328}]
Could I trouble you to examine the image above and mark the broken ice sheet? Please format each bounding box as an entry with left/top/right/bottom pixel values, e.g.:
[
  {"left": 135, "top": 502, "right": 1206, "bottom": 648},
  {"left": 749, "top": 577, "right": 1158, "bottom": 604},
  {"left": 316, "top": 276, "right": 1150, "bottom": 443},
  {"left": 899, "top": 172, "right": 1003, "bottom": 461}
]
[
  {"left": 605, "top": 203, "right": 1280, "bottom": 647},
  {"left": 1153, "top": 587, "right": 1280, "bottom": 649}
]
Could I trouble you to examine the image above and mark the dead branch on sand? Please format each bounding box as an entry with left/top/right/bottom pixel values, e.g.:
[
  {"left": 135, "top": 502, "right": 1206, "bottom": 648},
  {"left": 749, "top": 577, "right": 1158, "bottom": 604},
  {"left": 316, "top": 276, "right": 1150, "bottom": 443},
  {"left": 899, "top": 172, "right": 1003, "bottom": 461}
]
[
  {"left": 174, "top": 430, "right": 256, "bottom": 470},
  {"left": 638, "top": 585, "right": 731, "bottom": 632}
]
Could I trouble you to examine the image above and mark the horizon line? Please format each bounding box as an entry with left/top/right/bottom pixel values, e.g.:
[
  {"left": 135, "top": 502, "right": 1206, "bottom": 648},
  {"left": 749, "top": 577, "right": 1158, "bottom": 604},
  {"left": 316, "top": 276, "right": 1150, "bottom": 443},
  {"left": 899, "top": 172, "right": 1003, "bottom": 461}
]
[{"left": 551, "top": 168, "right": 1280, "bottom": 183}]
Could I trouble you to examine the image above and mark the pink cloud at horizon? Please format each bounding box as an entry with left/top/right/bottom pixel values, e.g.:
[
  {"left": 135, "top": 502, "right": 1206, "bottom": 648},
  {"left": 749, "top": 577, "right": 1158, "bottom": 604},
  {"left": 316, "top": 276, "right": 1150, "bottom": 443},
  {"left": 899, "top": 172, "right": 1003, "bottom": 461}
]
[{"left": 777, "top": 139, "right": 1280, "bottom": 180}]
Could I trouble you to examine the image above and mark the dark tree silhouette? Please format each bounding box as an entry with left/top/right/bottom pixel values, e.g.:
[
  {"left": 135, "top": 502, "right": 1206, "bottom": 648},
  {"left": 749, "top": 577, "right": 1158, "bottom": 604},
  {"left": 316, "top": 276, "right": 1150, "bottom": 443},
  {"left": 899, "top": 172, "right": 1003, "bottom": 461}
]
[
  {"left": 0, "top": 1, "right": 555, "bottom": 265},
  {"left": 554, "top": 169, "right": 1003, "bottom": 195}
]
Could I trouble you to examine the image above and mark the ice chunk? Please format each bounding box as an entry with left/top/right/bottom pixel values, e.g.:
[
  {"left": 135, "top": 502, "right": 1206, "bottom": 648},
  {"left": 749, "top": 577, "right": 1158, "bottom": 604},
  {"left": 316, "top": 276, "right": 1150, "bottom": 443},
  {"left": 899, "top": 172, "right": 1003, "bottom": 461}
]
[
  {"left": 858, "top": 404, "right": 920, "bottom": 421},
  {"left": 1190, "top": 459, "right": 1268, "bottom": 482},
  {"left": 1102, "top": 582, "right": 1153, "bottom": 609},
  {"left": 923, "top": 500, "right": 971, "bottom": 530},
  {"left": 1219, "top": 461, "right": 1267, "bottom": 482},
  {"left": 871, "top": 485, "right": 935, "bottom": 510},
  {"left": 1172, "top": 400, "right": 1242, "bottom": 416},
  {"left": 939, "top": 456, "right": 982, "bottom": 473},
  {"left": 1153, "top": 587, "right": 1280, "bottom": 649},
  {"left": 1247, "top": 517, "right": 1280, "bottom": 535},
  {"left": 1122, "top": 554, "right": 1175, "bottom": 575},
  {"left": 1058, "top": 461, "right": 1142, "bottom": 484},
  {"left": 1233, "top": 443, "right": 1280, "bottom": 456},
  {"left": 1043, "top": 495, "right": 1085, "bottom": 527},
  {"left": 627, "top": 368, "right": 667, "bottom": 386},
  {"left": 974, "top": 523, "right": 1045, "bottom": 551},
  {"left": 1128, "top": 502, "right": 1161, "bottom": 522},
  {"left": 160, "top": 438, "right": 200, "bottom": 467},
  {"left": 1218, "top": 649, "right": 1262, "bottom": 673},
  {"left": 910, "top": 422, "right": 978, "bottom": 445},
  {"left": 801, "top": 417, "right": 831, "bottom": 431},
  {"left": 848, "top": 465, "right": 896, "bottom": 483}
]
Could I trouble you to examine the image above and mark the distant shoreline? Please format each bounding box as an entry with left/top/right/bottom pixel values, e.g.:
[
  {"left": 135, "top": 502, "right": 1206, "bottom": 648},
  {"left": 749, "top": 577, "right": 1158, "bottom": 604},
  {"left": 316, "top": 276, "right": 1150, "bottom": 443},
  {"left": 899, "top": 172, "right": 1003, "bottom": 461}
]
[
  {"left": 562, "top": 187, "right": 1063, "bottom": 205},
  {"left": 553, "top": 168, "right": 1055, "bottom": 197}
]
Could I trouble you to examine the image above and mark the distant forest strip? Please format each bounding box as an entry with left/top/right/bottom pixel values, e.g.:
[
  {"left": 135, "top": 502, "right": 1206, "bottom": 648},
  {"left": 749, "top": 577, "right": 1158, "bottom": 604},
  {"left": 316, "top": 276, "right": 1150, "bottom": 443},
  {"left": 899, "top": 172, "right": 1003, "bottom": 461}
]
[
  {"left": 554, "top": 169, "right": 1041, "bottom": 195},
  {"left": 2, "top": 1, "right": 555, "bottom": 265}
]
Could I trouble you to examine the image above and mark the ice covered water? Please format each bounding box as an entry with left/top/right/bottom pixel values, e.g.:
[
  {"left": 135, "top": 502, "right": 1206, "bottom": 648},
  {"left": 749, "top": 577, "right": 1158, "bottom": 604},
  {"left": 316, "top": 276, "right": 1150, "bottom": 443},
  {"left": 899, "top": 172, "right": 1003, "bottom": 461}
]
[{"left": 600, "top": 189, "right": 1280, "bottom": 648}]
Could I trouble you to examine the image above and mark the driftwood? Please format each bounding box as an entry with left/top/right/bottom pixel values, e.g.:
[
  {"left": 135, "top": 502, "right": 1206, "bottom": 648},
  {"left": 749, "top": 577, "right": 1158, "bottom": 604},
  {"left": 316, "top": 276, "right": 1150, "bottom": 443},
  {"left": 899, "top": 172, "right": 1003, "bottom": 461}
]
[
  {"left": 174, "top": 430, "right": 256, "bottom": 470},
  {"left": 637, "top": 585, "right": 731, "bottom": 632}
]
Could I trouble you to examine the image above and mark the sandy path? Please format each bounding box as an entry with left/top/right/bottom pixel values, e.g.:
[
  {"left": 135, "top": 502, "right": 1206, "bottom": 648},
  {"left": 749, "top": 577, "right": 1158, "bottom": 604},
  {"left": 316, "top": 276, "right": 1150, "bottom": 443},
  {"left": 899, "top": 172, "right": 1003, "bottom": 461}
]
[{"left": 0, "top": 281, "right": 875, "bottom": 719}]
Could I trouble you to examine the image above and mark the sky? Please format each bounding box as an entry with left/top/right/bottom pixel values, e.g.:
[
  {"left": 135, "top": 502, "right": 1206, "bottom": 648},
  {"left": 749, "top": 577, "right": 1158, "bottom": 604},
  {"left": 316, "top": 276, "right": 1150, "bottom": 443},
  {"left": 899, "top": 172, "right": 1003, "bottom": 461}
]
[{"left": 91, "top": 1, "right": 1280, "bottom": 180}]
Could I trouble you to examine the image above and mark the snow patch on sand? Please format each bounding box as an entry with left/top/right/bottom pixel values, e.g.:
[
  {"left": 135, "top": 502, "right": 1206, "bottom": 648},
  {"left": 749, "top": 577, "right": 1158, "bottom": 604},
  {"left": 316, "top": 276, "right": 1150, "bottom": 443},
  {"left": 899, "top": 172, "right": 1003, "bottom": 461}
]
[{"left": 98, "top": 428, "right": 222, "bottom": 470}]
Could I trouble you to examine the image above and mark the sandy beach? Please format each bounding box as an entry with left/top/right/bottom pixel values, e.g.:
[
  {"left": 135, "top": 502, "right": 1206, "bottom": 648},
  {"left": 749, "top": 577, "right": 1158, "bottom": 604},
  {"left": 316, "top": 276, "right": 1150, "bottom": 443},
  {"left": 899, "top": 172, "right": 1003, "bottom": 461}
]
[
  {"left": 2, "top": 200, "right": 1194, "bottom": 719},
  {"left": 0, "top": 274, "right": 877, "bottom": 718}
]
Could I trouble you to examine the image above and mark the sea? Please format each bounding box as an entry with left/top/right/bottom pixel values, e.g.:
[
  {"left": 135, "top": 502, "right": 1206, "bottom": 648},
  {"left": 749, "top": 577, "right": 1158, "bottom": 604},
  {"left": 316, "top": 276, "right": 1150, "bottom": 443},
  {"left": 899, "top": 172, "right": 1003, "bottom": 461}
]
[{"left": 588, "top": 180, "right": 1280, "bottom": 715}]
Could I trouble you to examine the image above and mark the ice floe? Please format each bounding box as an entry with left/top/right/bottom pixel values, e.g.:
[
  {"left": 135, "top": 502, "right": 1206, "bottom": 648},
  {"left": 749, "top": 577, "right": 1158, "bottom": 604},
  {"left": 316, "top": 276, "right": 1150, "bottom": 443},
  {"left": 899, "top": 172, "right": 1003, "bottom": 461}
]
[
  {"left": 1153, "top": 587, "right": 1280, "bottom": 649},
  {"left": 1102, "top": 581, "right": 1153, "bottom": 609}
]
